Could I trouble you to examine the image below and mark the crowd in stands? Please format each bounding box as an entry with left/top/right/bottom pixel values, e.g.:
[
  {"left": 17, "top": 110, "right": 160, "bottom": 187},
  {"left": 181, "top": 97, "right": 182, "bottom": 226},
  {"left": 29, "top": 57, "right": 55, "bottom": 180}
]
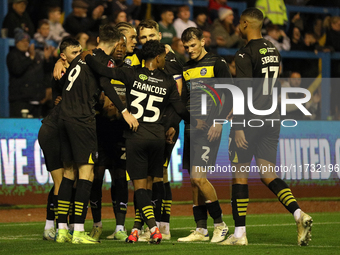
[{"left": 1, "top": 0, "right": 340, "bottom": 119}]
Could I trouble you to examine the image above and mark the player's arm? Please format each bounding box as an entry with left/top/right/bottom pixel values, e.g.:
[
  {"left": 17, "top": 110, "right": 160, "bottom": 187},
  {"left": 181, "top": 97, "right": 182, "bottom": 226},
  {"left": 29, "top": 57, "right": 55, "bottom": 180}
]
[
  {"left": 100, "top": 77, "right": 139, "bottom": 131},
  {"left": 233, "top": 52, "right": 253, "bottom": 149},
  {"left": 206, "top": 58, "right": 234, "bottom": 142},
  {"left": 85, "top": 53, "right": 132, "bottom": 83},
  {"left": 168, "top": 80, "right": 207, "bottom": 130}
]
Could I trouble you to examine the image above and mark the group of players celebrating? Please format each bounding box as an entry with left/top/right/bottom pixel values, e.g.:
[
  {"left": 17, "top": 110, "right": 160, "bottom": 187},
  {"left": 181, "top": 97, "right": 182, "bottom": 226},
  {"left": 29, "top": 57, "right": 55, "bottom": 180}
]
[{"left": 39, "top": 7, "right": 313, "bottom": 246}]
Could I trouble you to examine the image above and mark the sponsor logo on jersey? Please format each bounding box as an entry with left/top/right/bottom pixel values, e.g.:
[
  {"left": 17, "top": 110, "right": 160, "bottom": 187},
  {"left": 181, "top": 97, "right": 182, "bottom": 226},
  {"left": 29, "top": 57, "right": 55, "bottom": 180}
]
[
  {"left": 267, "top": 47, "right": 276, "bottom": 53},
  {"left": 124, "top": 58, "right": 132, "bottom": 66},
  {"left": 139, "top": 74, "right": 148, "bottom": 81},
  {"left": 238, "top": 53, "right": 245, "bottom": 58},
  {"left": 107, "top": 60, "right": 115, "bottom": 68},
  {"left": 200, "top": 68, "right": 207, "bottom": 76},
  {"left": 259, "top": 48, "right": 267, "bottom": 55}
]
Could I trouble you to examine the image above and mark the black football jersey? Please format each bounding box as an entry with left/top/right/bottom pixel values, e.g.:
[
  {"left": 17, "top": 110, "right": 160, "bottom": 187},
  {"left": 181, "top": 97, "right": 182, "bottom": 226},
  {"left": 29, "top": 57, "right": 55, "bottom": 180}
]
[
  {"left": 183, "top": 52, "right": 233, "bottom": 125},
  {"left": 235, "top": 38, "right": 281, "bottom": 121},
  {"left": 59, "top": 51, "right": 123, "bottom": 124},
  {"left": 86, "top": 49, "right": 195, "bottom": 138}
]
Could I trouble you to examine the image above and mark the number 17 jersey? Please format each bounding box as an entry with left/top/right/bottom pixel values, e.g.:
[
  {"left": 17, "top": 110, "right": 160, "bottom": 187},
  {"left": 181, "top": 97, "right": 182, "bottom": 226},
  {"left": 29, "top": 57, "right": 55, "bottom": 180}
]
[{"left": 235, "top": 38, "right": 281, "bottom": 120}]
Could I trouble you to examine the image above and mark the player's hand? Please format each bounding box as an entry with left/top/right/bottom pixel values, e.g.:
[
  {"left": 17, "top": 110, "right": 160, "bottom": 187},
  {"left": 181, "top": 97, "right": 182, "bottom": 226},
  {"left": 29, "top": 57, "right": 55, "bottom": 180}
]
[
  {"left": 80, "top": 50, "right": 93, "bottom": 61},
  {"left": 53, "top": 58, "right": 66, "bottom": 80},
  {"left": 166, "top": 127, "right": 176, "bottom": 144},
  {"left": 226, "top": 109, "right": 233, "bottom": 121},
  {"left": 122, "top": 110, "right": 139, "bottom": 132},
  {"left": 195, "top": 119, "right": 209, "bottom": 130},
  {"left": 235, "top": 130, "right": 248, "bottom": 150},
  {"left": 54, "top": 96, "right": 62, "bottom": 105},
  {"left": 207, "top": 123, "right": 222, "bottom": 142}
]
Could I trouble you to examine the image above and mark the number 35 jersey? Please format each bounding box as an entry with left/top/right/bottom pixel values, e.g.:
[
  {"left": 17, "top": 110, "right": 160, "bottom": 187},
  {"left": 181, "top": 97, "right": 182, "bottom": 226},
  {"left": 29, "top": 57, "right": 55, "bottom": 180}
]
[
  {"left": 85, "top": 49, "right": 194, "bottom": 139},
  {"left": 235, "top": 38, "right": 281, "bottom": 120}
]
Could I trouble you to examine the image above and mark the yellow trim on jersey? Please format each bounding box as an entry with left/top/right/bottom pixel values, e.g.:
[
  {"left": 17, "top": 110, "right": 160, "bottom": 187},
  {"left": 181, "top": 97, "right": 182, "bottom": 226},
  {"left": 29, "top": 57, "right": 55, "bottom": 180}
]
[
  {"left": 111, "top": 79, "right": 124, "bottom": 85},
  {"left": 125, "top": 53, "right": 140, "bottom": 66},
  {"left": 183, "top": 66, "right": 214, "bottom": 81},
  {"left": 232, "top": 151, "right": 239, "bottom": 164},
  {"left": 126, "top": 171, "right": 130, "bottom": 181},
  {"left": 88, "top": 153, "right": 94, "bottom": 164}
]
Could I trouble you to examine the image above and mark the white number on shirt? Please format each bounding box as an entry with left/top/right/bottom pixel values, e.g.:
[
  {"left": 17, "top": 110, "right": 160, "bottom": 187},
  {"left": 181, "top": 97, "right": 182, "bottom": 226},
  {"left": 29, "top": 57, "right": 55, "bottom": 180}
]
[
  {"left": 66, "top": 65, "right": 81, "bottom": 91},
  {"left": 262, "top": 66, "right": 279, "bottom": 95},
  {"left": 130, "top": 90, "right": 163, "bottom": 122}
]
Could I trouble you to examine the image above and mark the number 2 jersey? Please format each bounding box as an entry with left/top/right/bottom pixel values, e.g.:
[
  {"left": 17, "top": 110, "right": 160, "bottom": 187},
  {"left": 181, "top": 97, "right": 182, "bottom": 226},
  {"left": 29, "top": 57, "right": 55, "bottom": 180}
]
[
  {"left": 85, "top": 48, "right": 197, "bottom": 139},
  {"left": 233, "top": 38, "right": 281, "bottom": 127}
]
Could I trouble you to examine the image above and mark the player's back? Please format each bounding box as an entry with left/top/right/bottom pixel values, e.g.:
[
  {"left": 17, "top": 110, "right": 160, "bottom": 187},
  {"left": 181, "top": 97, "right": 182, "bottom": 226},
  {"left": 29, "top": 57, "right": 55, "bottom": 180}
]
[
  {"left": 235, "top": 38, "right": 281, "bottom": 119},
  {"left": 60, "top": 53, "right": 113, "bottom": 124},
  {"left": 123, "top": 66, "right": 181, "bottom": 139}
]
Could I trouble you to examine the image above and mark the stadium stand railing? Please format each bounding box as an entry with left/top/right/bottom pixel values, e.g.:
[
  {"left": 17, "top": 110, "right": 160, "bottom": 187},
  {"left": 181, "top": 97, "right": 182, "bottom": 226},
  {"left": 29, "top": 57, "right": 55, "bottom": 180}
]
[{"left": 0, "top": 1, "right": 339, "bottom": 118}]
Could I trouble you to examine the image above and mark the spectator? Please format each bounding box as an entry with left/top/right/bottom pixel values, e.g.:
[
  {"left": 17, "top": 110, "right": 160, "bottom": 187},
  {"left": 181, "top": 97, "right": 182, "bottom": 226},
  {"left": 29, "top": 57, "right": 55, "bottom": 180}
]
[
  {"left": 7, "top": 28, "right": 52, "bottom": 118},
  {"left": 111, "top": 10, "right": 128, "bottom": 26},
  {"left": 158, "top": 8, "right": 176, "bottom": 45},
  {"left": 281, "top": 72, "right": 320, "bottom": 120},
  {"left": 2, "top": 0, "right": 35, "bottom": 38},
  {"left": 108, "top": 0, "right": 141, "bottom": 24},
  {"left": 264, "top": 25, "right": 290, "bottom": 51},
  {"left": 33, "top": 19, "right": 57, "bottom": 60},
  {"left": 47, "top": 6, "right": 70, "bottom": 45},
  {"left": 323, "top": 16, "right": 340, "bottom": 118},
  {"left": 256, "top": 0, "right": 288, "bottom": 30},
  {"left": 194, "top": 9, "right": 210, "bottom": 31},
  {"left": 173, "top": 5, "right": 197, "bottom": 38},
  {"left": 63, "top": 0, "right": 98, "bottom": 37},
  {"left": 203, "top": 30, "right": 214, "bottom": 52},
  {"left": 208, "top": 0, "right": 231, "bottom": 23},
  {"left": 171, "top": 38, "right": 187, "bottom": 64},
  {"left": 75, "top": 32, "right": 89, "bottom": 50},
  {"left": 86, "top": 36, "right": 98, "bottom": 50},
  {"left": 212, "top": 8, "right": 244, "bottom": 48}
]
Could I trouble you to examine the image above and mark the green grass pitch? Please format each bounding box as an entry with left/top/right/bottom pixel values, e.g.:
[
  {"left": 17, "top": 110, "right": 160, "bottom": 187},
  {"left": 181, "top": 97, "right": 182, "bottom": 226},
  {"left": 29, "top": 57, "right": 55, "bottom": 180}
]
[{"left": 1, "top": 212, "right": 339, "bottom": 255}]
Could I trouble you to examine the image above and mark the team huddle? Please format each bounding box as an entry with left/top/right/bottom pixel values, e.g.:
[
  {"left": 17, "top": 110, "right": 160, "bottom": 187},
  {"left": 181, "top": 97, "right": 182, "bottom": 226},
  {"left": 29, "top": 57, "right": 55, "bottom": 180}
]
[{"left": 39, "top": 8, "right": 313, "bottom": 246}]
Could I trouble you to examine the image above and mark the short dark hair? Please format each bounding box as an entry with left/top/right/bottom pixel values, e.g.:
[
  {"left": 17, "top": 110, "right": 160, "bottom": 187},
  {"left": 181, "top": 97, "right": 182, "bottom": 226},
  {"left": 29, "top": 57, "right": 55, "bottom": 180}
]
[
  {"left": 98, "top": 24, "right": 122, "bottom": 45},
  {"left": 241, "top": 7, "right": 264, "bottom": 21},
  {"left": 141, "top": 40, "right": 165, "bottom": 61},
  {"left": 59, "top": 37, "right": 81, "bottom": 53},
  {"left": 161, "top": 8, "right": 173, "bottom": 15},
  {"left": 181, "top": 27, "right": 203, "bottom": 43},
  {"left": 37, "top": 19, "right": 49, "bottom": 29},
  {"left": 137, "top": 19, "right": 159, "bottom": 36}
]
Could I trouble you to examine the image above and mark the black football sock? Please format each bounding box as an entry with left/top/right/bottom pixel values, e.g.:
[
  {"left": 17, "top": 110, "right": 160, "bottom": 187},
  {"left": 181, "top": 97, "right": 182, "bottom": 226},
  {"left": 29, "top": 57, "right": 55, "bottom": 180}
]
[
  {"left": 46, "top": 186, "right": 55, "bottom": 221},
  {"left": 114, "top": 177, "right": 128, "bottom": 226},
  {"left": 90, "top": 178, "right": 103, "bottom": 223},
  {"left": 68, "top": 187, "right": 76, "bottom": 226},
  {"left": 135, "top": 189, "right": 157, "bottom": 230},
  {"left": 206, "top": 200, "right": 223, "bottom": 224},
  {"left": 152, "top": 181, "right": 164, "bottom": 223},
  {"left": 267, "top": 178, "right": 300, "bottom": 214},
  {"left": 58, "top": 177, "right": 74, "bottom": 225},
  {"left": 74, "top": 179, "right": 92, "bottom": 224},
  {"left": 53, "top": 194, "right": 58, "bottom": 229},
  {"left": 161, "top": 182, "right": 172, "bottom": 223},
  {"left": 231, "top": 184, "right": 249, "bottom": 227},
  {"left": 193, "top": 205, "right": 208, "bottom": 229}
]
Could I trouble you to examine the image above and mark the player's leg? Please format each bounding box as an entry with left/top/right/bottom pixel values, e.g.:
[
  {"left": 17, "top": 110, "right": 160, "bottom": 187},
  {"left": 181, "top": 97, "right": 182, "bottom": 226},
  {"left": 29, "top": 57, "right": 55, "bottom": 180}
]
[
  {"left": 219, "top": 163, "right": 250, "bottom": 246},
  {"left": 89, "top": 165, "right": 105, "bottom": 241},
  {"left": 258, "top": 158, "right": 313, "bottom": 246},
  {"left": 219, "top": 128, "right": 253, "bottom": 246},
  {"left": 191, "top": 139, "right": 228, "bottom": 243},
  {"left": 71, "top": 163, "right": 100, "bottom": 244},
  {"left": 152, "top": 176, "right": 164, "bottom": 226},
  {"left": 257, "top": 121, "right": 312, "bottom": 246},
  {"left": 160, "top": 165, "right": 172, "bottom": 240},
  {"left": 107, "top": 167, "right": 129, "bottom": 240},
  {"left": 57, "top": 162, "right": 76, "bottom": 243}
]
